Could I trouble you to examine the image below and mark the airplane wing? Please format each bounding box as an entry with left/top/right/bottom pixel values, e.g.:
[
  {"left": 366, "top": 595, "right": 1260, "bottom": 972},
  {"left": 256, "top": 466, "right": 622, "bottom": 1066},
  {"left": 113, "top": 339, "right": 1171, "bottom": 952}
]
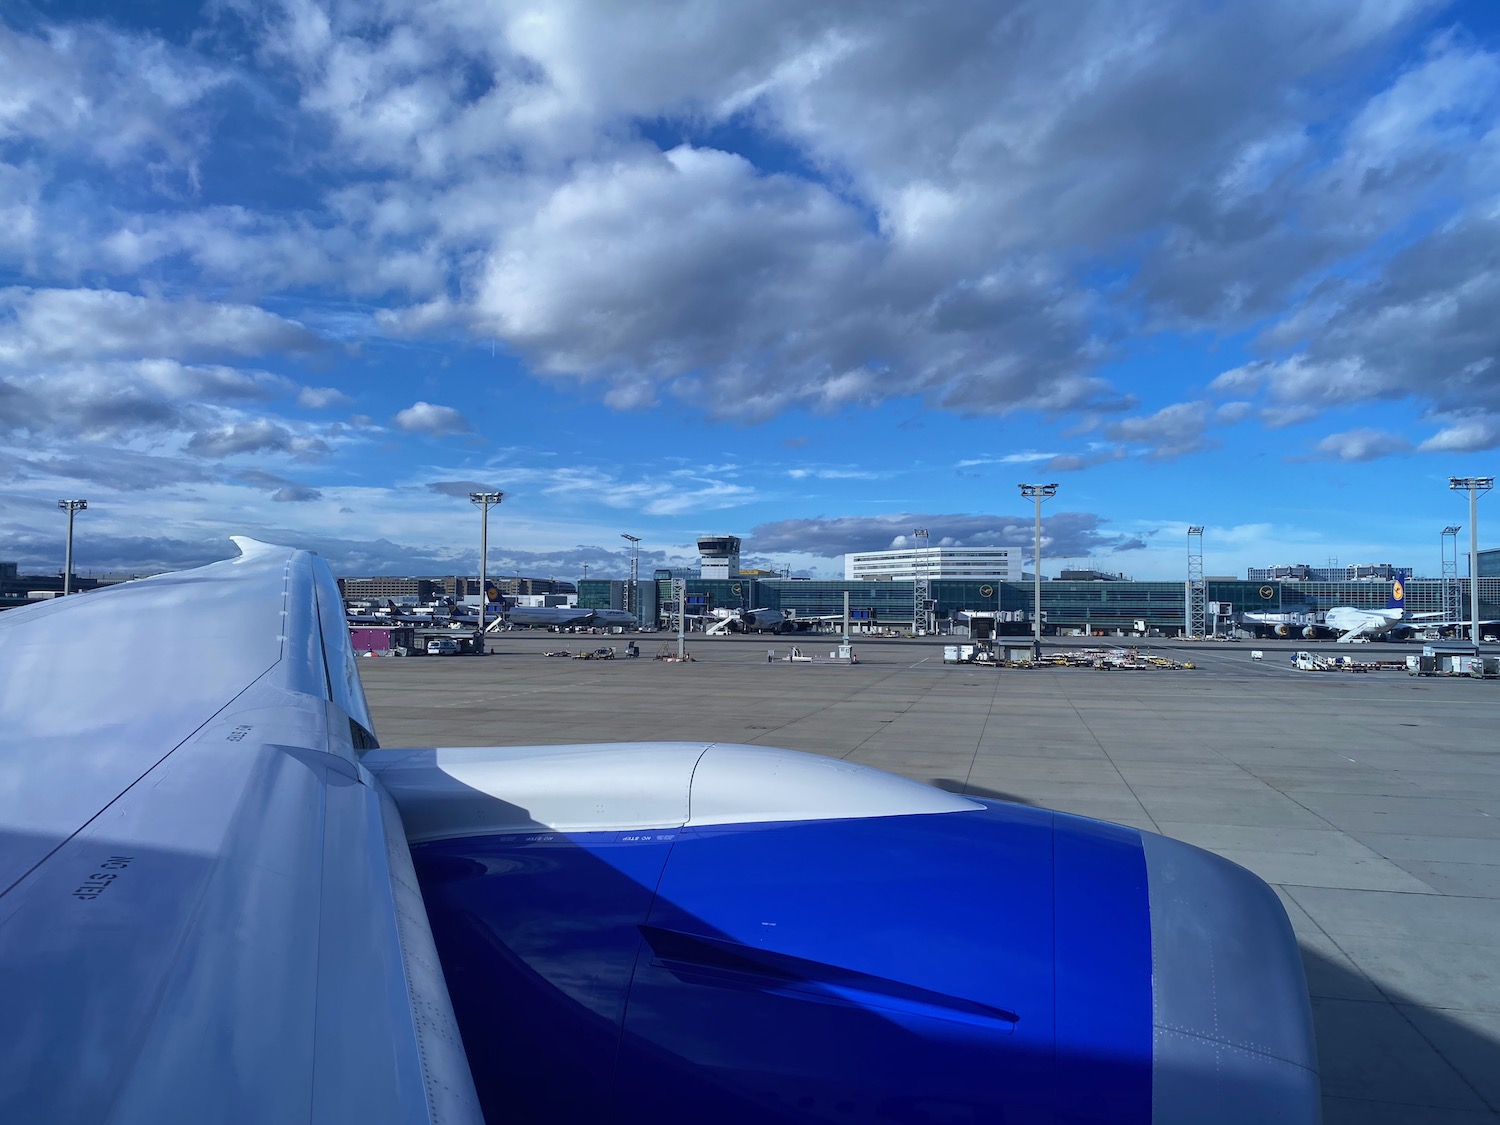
[
  {"left": 3, "top": 542, "right": 1321, "bottom": 1124},
  {"left": 1406, "top": 614, "right": 1500, "bottom": 628},
  {"left": 0, "top": 539, "right": 479, "bottom": 1123}
]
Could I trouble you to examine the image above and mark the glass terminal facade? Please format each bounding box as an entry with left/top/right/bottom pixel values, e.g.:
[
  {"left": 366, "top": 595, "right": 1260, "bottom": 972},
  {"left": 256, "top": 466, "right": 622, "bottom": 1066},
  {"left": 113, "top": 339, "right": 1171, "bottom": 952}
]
[{"left": 646, "top": 572, "right": 1500, "bottom": 635}]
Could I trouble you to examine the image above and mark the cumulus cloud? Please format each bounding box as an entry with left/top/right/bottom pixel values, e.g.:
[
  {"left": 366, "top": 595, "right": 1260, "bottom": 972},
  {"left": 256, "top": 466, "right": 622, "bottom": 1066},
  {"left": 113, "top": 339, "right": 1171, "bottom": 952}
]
[
  {"left": 1043, "top": 446, "right": 1132, "bottom": 473},
  {"left": 0, "top": 22, "right": 229, "bottom": 172},
  {"left": 13, "top": 449, "right": 216, "bottom": 491},
  {"left": 7, "top": 0, "right": 1444, "bottom": 427},
  {"left": 186, "top": 419, "right": 330, "bottom": 458},
  {"left": 235, "top": 469, "right": 323, "bottom": 500},
  {"left": 529, "top": 465, "right": 754, "bottom": 516},
  {"left": 1312, "top": 428, "right": 1412, "bottom": 462},
  {"left": 2, "top": 0, "right": 1496, "bottom": 464},
  {"left": 0, "top": 288, "right": 320, "bottom": 366},
  {"left": 0, "top": 360, "right": 305, "bottom": 442},
  {"left": 749, "top": 511, "right": 1144, "bottom": 560},
  {"left": 441, "top": 461, "right": 757, "bottom": 516},
  {"left": 298, "top": 0, "right": 1445, "bottom": 422},
  {"left": 393, "top": 401, "right": 471, "bottom": 436},
  {"left": 1105, "top": 401, "right": 1213, "bottom": 459},
  {"left": 463, "top": 143, "right": 1122, "bottom": 419},
  {"left": 786, "top": 466, "right": 883, "bottom": 481},
  {"left": 297, "top": 385, "right": 352, "bottom": 408},
  {"left": 1418, "top": 415, "right": 1500, "bottom": 453},
  {"left": 1216, "top": 205, "right": 1500, "bottom": 428}
]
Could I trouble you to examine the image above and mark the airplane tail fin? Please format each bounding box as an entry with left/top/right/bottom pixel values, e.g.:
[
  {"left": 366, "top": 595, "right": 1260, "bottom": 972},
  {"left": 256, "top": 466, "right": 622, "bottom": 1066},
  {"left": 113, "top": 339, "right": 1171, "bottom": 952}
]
[{"left": 1388, "top": 571, "right": 1407, "bottom": 611}]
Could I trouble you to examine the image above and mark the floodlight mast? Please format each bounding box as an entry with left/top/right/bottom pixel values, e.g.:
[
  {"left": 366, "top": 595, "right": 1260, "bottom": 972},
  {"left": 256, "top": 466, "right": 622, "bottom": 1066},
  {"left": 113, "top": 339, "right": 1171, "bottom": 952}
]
[
  {"left": 469, "top": 491, "right": 504, "bottom": 649},
  {"left": 57, "top": 499, "right": 87, "bottom": 596},
  {"left": 912, "top": 528, "right": 929, "bottom": 635},
  {"left": 675, "top": 578, "right": 686, "bottom": 661},
  {"left": 1441, "top": 525, "right": 1463, "bottom": 624},
  {"left": 1186, "top": 526, "right": 1206, "bottom": 639},
  {"left": 1449, "top": 478, "right": 1494, "bottom": 645},
  {"left": 1019, "top": 485, "right": 1058, "bottom": 658},
  {"left": 621, "top": 534, "right": 641, "bottom": 620}
]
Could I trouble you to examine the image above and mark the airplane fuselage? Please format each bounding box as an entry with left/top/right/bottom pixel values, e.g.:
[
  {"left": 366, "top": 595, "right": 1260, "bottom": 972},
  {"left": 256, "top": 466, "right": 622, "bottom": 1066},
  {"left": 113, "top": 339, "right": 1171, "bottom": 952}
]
[
  {"left": 738, "top": 608, "right": 808, "bottom": 633},
  {"left": 1325, "top": 606, "right": 1405, "bottom": 642},
  {"left": 505, "top": 605, "right": 637, "bottom": 629}
]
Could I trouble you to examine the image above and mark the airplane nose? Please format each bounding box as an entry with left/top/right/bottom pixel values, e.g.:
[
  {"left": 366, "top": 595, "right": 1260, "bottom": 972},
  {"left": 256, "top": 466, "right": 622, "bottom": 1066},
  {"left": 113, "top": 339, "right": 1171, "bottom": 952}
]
[{"left": 1140, "top": 833, "right": 1321, "bottom": 1124}]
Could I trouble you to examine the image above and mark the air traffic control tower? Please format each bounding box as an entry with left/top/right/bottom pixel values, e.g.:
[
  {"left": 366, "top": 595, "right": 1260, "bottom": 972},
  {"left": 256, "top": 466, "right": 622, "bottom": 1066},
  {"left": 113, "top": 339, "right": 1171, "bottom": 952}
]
[{"left": 697, "top": 535, "right": 741, "bottom": 580}]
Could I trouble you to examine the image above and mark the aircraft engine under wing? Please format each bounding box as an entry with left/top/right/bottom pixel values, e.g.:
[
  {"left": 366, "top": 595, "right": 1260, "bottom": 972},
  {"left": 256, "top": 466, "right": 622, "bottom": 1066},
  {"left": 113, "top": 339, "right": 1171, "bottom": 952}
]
[
  {"left": 2, "top": 542, "right": 1320, "bottom": 1124},
  {"left": 368, "top": 744, "right": 1321, "bottom": 1124}
]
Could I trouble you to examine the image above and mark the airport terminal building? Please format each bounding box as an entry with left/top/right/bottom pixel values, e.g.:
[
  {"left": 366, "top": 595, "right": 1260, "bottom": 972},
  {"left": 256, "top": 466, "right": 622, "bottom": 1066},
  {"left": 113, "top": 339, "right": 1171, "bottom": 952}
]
[
  {"left": 592, "top": 537, "right": 1497, "bottom": 635},
  {"left": 615, "top": 570, "right": 1500, "bottom": 637},
  {"left": 338, "top": 575, "right": 575, "bottom": 603},
  {"left": 341, "top": 538, "right": 1499, "bottom": 639},
  {"left": 844, "top": 547, "right": 1023, "bottom": 582}
]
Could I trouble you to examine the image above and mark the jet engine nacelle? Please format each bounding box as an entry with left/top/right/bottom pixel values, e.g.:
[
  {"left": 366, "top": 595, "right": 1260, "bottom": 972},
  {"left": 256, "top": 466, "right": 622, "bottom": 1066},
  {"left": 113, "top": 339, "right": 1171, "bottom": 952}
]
[
  {"left": 370, "top": 744, "right": 1320, "bottom": 1125},
  {"left": 1275, "top": 624, "right": 1292, "bottom": 637},
  {"left": 1302, "top": 626, "right": 1318, "bottom": 639}
]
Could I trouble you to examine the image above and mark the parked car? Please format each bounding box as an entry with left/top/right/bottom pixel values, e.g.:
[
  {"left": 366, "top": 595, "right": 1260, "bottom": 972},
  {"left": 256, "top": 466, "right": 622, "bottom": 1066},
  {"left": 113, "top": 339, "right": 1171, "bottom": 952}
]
[{"left": 426, "top": 637, "right": 461, "bottom": 656}]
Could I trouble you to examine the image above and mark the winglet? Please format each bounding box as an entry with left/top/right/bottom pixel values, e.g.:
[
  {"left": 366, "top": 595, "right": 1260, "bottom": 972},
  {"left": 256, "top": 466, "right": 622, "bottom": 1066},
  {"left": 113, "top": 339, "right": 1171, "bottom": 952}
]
[{"left": 229, "top": 536, "right": 287, "bottom": 561}]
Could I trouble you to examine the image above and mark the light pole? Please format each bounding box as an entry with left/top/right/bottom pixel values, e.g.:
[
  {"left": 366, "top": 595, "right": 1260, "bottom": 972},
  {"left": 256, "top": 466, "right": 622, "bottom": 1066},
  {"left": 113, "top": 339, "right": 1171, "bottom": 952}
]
[
  {"left": 674, "top": 578, "right": 687, "bottom": 661},
  {"left": 1449, "top": 478, "right": 1493, "bottom": 645},
  {"left": 1019, "top": 484, "right": 1058, "bottom": 659},
  {"left": 1186, "top": 525, "right": 1206, "bottom": 638},
  {"left": 1442, "top": 525, "right": 1462, "bottom": 626},
  {"left": 58, "top": 500, "right": 87, "bottom": 595},
  {"left": 912, "top": 527, "right": 930, "bottom": 635},
  {"left": 469, "top": 491, "right": 504, "bottom": 652},
  {"left": 621, "top": 534, "right": 641, "bottom": 619}
]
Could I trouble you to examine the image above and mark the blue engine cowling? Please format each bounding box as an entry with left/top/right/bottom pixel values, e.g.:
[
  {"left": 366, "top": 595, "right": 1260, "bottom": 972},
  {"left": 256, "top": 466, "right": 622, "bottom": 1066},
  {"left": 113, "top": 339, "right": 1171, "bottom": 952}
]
[{"left": 401, "top": 778, "right": 1319, "bottom": 1124}]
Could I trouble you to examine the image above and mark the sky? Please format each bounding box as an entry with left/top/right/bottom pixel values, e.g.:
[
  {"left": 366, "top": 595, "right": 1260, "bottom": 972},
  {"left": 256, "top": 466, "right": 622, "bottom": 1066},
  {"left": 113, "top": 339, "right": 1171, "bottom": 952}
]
[{"left": 2, "top": 0, "right": 1498, "bottom": 583}]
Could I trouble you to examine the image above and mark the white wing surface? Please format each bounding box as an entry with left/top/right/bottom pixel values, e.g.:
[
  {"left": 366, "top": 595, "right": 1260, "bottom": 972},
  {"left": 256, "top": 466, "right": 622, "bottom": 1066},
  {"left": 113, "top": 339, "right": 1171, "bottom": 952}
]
[{"left": 0, "top": 542, "right": 480, "bottom": 1124}]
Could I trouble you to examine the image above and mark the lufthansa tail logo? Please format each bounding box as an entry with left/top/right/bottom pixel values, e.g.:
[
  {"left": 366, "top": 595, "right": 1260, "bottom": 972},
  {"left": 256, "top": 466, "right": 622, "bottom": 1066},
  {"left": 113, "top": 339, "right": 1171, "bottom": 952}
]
[{"left": 1393, "top": 579, "right": 1404, "bottom": 601}]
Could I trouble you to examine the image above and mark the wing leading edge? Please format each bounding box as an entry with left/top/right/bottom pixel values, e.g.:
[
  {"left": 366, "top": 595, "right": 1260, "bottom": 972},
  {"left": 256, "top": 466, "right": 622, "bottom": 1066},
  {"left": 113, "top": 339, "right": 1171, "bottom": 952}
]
[{"left": 0, "top": 542, "right": 480, "bottom": 1124}]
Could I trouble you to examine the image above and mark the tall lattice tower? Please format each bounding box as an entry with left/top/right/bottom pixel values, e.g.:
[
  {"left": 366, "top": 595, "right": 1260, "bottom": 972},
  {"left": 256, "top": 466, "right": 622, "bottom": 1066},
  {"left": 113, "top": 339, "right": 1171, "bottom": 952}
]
[
  {"left": 1442, "top": 525, "right": 1462, "bottom": 622},
  {"left": 1186, "top": 526, "right": 1206, "bottom": 638},
  {"left": 912, "top": 528, "right": 930, "bottom": 634}
]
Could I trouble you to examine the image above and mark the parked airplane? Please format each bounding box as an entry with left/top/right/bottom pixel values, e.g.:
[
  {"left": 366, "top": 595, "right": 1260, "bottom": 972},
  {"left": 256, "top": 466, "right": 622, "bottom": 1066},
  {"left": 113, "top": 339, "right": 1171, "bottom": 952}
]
[
  {"left": 737, "top": 607, "right": 812, "bottom": 633},
  {"left": 0, "top": 539, "right": 1319, "bottom": 1124},
  {"left": 1326, "top": 571, "right": 1410, "bottom": 643},
  {"left": 1245, "top": 574, "right": 1496, "bottom": 642},
  {"left": 502, "top": 603, "right": 595, "bottom": 627},
  {"left": 486, "top": 582, "right": 636, "bottom": 629},
  {"left": 502, "top": 603, "right": 637, "bottom": 629}
]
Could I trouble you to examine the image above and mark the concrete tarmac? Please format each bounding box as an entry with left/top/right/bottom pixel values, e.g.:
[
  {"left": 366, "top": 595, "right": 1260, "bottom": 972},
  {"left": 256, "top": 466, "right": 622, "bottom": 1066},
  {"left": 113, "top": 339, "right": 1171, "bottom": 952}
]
[{"left": 360, "top": 632, "right": 1500, "bottom": 1123}]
